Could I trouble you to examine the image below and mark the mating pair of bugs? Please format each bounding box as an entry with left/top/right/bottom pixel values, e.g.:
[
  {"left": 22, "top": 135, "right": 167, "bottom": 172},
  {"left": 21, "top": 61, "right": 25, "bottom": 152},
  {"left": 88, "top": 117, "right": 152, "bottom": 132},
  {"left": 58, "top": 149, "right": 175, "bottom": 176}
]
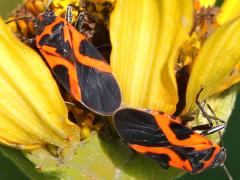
[{"left": 7, "top": 2, "right": 232, "bottom": 179}]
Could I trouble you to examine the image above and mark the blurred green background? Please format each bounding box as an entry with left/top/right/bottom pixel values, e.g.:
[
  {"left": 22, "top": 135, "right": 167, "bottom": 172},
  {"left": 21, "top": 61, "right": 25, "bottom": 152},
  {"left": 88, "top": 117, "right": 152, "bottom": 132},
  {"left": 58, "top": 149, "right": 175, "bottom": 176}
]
[{"left": 0, "top": 0, "right": 239, "bottom": 179}]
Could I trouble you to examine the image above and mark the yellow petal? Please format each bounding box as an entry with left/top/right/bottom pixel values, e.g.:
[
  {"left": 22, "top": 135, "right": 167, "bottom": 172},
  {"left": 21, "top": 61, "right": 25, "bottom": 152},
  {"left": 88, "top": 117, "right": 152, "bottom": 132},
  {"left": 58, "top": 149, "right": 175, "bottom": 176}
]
[
  {"left": 198, "top": 0, "right": 216, "bottom": 7},
  {"left": 185, "top": 16, "right": 240, "bottom": 111},
  {"left": 217, "top": 0, "right": 240, "bottom": 25},
  {"left": 0, "top": 18, "right": 80, "bottom": 150},
  {"left": 110, "top": 0, "right": 193, "bottom": 113},
  {"left": 214, "top": 62, "right": 240, "bottom": 93}
]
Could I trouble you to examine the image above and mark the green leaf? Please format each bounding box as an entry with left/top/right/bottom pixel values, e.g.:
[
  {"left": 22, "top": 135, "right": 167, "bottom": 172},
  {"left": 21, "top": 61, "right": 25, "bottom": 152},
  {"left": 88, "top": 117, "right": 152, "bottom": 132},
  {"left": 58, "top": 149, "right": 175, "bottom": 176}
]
[{"left": 1, "top": 133, "right": 185, "bottom": 180}]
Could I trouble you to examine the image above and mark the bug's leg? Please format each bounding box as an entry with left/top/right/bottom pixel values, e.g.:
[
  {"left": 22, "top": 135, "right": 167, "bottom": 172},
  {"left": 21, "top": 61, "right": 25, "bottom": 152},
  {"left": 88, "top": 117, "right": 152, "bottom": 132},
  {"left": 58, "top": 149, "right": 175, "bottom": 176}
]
[
  {"left": 199, "top": 124, "right": 226, "bottom": 136},
  {"left": 66, "top": 5, "right": 73, "bottom": 23},
  {"left": 206, "top": 103, "right": 225, "bottom": 124},
  {"left": 75, "top": 0, "right": 102, "bottom": 34},
  {"left": 74, "top": 0, "right": 86, "bottom": 32},
  {"left": 75, "top": 11, "right": 85, "bottom": 33},
  {"left": 195, "top": 87, "right": 213, "bottom": 127},
  {"left": 179, "top": 113, "right": 195, "bottom": 125},
  {"left": 189, "top": 87, "right": 213, "bottom": 131},
  {"left": 5, "top": 16, "right": 34, "bottom": 24},
  {"left": 25, "top": 37, "right": 36, "bottom": 44},
  {"left": 192, "top": 87, "right": 227, "bottom": 136},
  {"left": 45, "top": 0, "right": 53, "bottom": 11}
]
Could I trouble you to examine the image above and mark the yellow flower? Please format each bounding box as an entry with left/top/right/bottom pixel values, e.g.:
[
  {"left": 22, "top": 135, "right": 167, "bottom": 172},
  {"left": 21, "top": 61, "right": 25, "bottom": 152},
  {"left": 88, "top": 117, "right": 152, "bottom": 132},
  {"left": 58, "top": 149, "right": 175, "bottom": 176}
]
[
  {"left": 110, "top": 0, "right": 240, "bottom": 115},
  {"left": 1, "top": 0, "right": 240, "bottom": 179}
]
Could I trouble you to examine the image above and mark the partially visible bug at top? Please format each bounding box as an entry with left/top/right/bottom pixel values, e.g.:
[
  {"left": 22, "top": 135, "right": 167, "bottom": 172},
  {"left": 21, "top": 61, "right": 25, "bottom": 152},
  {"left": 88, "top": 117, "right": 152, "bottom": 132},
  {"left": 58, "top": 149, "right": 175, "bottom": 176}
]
[
  {"left": 113, "top": 88, "right": 233, "bottom": 179},
  {"left": 32, "top": 2, "right": 121, "bottom": 115}
]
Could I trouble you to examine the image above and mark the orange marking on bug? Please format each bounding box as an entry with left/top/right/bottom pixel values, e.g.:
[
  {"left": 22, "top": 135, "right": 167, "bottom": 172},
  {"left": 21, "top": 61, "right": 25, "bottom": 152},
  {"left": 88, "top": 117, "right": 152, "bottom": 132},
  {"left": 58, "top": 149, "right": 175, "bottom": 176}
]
[
  {"left": 152, "top": 111, "right": 212, "bottom": 147},
  {"left": 35, "top": 11, "right": 121, "bottom": 115},
  {"left": 40, "top": 51, "right": 81, "bottom": 101},
  {"left": 68, "top": 25, "right": 112, "bottom": 73},
  {"left": 131, "top": 144, "right": 193, "bottom": 172},
  {"left": 202, "top": 145, "right": 221, "bottom": 169}
]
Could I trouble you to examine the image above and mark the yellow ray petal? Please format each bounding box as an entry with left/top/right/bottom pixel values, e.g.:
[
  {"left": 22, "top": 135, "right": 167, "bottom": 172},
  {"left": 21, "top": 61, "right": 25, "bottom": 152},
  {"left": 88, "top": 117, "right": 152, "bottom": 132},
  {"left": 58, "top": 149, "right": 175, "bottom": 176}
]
[
  {"left": 185, "top": 16, "right": 240, "bottom": 111},
  {"left": 214, "top": 62, "right": 240, "bottom": 93},
  {"left": 0, "top": 18, "right": 80, "bottom": 150},
  {"left": 217, "top": 0, "right": 240, "bottom": 25},
  {"left": 199, "top": 0, "right": 216, "bottom": 7},
  {"left": 110, "top": 0, "right": 193, "bottom": 113}
]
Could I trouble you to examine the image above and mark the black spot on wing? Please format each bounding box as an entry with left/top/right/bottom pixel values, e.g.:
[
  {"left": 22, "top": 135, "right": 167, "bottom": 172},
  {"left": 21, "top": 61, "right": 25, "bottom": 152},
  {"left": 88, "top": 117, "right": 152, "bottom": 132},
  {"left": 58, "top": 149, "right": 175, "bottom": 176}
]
[
  {"left": 188, "top": 149, "right": 209, "bottom": 173},
  {"left": 38, "top": 24, "right": 75, "bottom": 64},
  {"left": 114, "top": 109, "right": 170, "bottom": 147},
  {"left": 79, "top": 40, "right": 105, "bottom": 61},
  {"left": 75, "top": 61, "right": 121, "bottom": 115},
  {"left": 52, "top": 65, "right": 70, "bottom": 92},
  {"left": 210, "top": 148, "right": 226, "bottom": 168},
  {"left": 52, "top": 22, "right": 64, "bottom": 33},
  {"left": 38, "top": 34, "right": 50, "bottom": 46},
  {"left": 171, "top": 146, "right": 214, "bottom": 173},
  {"left": 203, "top": 147, "right": 215, "bottom": 161},
  {"left": 170, "top": 146, "right": 195, "bottom": 161},
  {"left": 169, "top": 122, "right": 194, "bottom": 140},
  {"left": 145, "top": 153, "right": 170, "bottom": 169},
  {"left": 191, "top": 162, "right": 204, "bottom": 174}
]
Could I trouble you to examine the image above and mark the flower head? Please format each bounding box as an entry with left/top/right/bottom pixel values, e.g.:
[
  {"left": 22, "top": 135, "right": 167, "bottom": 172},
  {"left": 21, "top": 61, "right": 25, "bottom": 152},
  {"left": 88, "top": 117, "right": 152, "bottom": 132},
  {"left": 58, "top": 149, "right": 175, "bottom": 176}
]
[
  {"left": 110, "top": 0, "right": 240, "bottom": 117},
  {"left": 0, "top": 0, "right": 240, "bottom": 179}
]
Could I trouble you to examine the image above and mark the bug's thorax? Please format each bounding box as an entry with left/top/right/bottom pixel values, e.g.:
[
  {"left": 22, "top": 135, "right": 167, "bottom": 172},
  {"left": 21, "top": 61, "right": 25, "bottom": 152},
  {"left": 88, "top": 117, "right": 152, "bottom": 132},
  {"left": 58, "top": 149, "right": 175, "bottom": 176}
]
[{"left": 35, "top": 11, "right": 57, "bottom": 35}]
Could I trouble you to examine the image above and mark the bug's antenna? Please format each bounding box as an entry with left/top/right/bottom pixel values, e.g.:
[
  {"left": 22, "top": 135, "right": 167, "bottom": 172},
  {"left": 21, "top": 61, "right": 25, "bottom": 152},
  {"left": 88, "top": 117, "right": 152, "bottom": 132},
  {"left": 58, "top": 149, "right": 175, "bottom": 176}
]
[
  {"left": 45, "top": 0, "right": 53, "bottom": 11},
  {"left": 223, "top": 164, "right": 233, "bottom": 180},
  {"left": 65, "top": 101, "right": 77, "bottom": 107},
  {"left": 5, "top": 16, "right": 34, "bottom": 24}
]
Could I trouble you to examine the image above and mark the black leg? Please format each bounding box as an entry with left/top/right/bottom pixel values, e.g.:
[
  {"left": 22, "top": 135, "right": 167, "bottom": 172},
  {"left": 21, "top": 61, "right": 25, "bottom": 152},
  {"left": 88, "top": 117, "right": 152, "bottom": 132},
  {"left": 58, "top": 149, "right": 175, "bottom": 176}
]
[
  {"left": 75, "top": 11, "right": 85, "bottom": 33},
  {"left": 200, "top": 124, "right": 225, "bottom": 136},
  {"left": 25, "top": 38, "right": 36, "bottom": 44},
  {"left": 66, "top": 5, "right": 73, "bottom": 23},
  {"left": 192, "top": 87, "right": 226, "bottom": 136},
  {"left": 195, "top": 87, "right": 213, "bottom": 127},
  {"left": 75, "top": 0, "right": 102, "bottom": 33}
]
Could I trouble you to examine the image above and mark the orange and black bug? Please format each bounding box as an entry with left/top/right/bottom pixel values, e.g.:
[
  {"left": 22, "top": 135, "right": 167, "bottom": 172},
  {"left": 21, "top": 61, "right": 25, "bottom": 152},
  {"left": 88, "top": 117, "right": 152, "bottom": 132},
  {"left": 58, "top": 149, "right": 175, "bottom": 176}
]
[
  {"left": 33, "top": 6, "right": 121, "bottom": 115},
  {"left": 114, "top": 108, "right": 226, "bottom": 174},
  {"left": 113, "top": 89, "right": 232, "bottom": 177}
]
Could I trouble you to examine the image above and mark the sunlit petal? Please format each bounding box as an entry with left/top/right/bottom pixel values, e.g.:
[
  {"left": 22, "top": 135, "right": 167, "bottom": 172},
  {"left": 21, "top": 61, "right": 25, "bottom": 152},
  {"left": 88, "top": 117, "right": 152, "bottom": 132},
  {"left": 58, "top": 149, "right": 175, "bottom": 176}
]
[
  {"left": 199, "top": 0, "right": 216, "bottom": 7},
  {"left": 110, "top": 0, "right": 193, "bottom": 113},
  {"left": 186, "top": 16, "right": 240, "bottom": 111},
  {"left": 217, "top": 0, "right": 240, "bottom": 25}
]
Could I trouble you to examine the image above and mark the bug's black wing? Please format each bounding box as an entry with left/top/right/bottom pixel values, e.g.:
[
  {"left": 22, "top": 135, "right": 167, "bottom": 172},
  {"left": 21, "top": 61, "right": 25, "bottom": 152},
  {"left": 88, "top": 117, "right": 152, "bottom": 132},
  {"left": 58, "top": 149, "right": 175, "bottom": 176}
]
[
  {"left": 38, "top": 20, "right": 121, "bottom": 115},
  {"left": 113, "top": 108, "right": 170, "bottom": 147},
  {"left": 75, "top": 60, "right": 121, "bottom": 115}
]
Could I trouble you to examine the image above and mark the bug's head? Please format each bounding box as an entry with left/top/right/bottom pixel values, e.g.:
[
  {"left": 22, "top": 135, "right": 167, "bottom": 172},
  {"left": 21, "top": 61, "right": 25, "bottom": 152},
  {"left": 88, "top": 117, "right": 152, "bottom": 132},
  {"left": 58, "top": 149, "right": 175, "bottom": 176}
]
[
  {"left": 34, "top": 11, "right": 56, "bottom": 35},
  {"left": 210, "top": 147, "right": 226, "bottom": 168}
]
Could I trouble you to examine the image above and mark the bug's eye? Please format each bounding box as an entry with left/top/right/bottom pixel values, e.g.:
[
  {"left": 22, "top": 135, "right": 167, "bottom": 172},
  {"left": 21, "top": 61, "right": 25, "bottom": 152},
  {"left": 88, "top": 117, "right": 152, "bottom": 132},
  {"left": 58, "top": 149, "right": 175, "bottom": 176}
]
[
  {"left": 34, "top": 23, "right": 38, "bottom": 30},
  {"left": 46, "top": 11, "right": 55, "bottom": 17}
]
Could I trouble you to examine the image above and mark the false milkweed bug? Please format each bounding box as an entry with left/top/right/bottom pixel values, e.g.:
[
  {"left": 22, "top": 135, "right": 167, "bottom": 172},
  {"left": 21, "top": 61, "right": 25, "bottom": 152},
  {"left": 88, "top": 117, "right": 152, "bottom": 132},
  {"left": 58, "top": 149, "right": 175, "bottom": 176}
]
[
  {"left": 113, "top": 88, "right": 233, "bottom": 179},
  {"left": 7, "top": 2, "right": 121, "bottom": 115}
]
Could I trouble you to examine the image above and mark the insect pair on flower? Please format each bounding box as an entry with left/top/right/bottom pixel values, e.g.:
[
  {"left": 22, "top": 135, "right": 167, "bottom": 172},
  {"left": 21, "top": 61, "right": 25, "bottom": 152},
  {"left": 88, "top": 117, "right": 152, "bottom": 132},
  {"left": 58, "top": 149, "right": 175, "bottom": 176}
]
[{"left": 7, "top": 2, "right": 232, "bottom": 179}]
